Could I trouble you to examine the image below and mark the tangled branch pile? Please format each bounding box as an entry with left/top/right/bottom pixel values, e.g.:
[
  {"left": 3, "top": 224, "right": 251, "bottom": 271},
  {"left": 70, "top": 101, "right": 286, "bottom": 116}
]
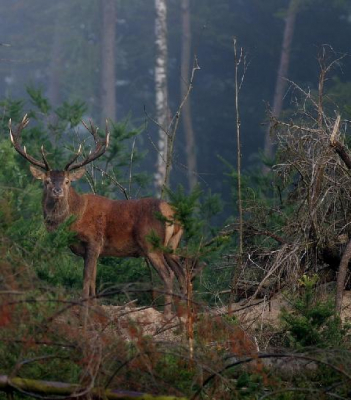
[{"left": 231, "top": 57, "right": 351, "bottom": 304}]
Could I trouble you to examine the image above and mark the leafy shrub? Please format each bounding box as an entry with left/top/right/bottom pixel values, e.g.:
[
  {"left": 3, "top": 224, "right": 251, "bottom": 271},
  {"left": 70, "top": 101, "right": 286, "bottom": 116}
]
[{"left": 281, "top": 275, "right": 350, "bottom": 349}]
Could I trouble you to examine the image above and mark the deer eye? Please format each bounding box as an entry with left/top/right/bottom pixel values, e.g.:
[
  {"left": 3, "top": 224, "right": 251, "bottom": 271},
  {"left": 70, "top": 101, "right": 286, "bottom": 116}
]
[
  {"left": 45, "top": 179, "right": 51, "bottom": 185},
  {"left": 65, "top": 179, "right": 70, "bottom": 184}
]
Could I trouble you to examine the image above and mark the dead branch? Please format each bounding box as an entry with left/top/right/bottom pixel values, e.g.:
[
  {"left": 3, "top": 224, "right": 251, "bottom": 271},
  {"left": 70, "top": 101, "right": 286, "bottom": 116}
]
[
  {"left": 335, "top": 238, "right": 351, "bottom": 314},
  {"left": 330, "top": 115, "right": 351, "bottom": 170}
]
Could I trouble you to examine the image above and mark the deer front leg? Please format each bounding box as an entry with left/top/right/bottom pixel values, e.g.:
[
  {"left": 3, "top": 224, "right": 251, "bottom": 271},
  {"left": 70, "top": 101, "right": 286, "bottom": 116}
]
[
  {"left": 83, "top": 246, "right": 100, "bottom": 300},
  {"left": 81, "top": 246, "right": 100, "bottom": 330}
]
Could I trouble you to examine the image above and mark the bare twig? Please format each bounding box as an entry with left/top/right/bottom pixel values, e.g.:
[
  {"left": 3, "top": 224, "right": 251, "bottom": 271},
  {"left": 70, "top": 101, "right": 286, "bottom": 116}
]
[
  {"left": 93, "top": 165, "right": 129, "bottom": 200},
  {"left": 161, "top": 56, "right": 200, "bottom": 198},
  {"left": 128, "top": 138, "right": 136, "bottom": 197}
]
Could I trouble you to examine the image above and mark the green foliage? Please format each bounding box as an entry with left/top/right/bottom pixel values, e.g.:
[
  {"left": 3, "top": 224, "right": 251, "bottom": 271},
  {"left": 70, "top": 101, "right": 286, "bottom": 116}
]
[
  {"left": 105, "top": 119, "right": 149, "bottom": 194},
  {"left": 166, "top": 184, "right": 203, "bottom": 241},
  {"left": 234, "top": 372, "right": 264, "bottom": 398},
  {"left": 221, "top": 154, "right": 294, "bottom": 232},
  {"left": 163, "top": 184, "right": 229, "bottom": 306},
  {"left": 0, "top": 98, "right": 25, "bottom": 126},
  {"left": 153, "top": 354, "right": 196, "bottom": 393},
  {"left": 146, "top": 229, "right": 169, "bottom": 253},
  {"left": 0, "top": 93, "right": 83, "bottom": 290},
  {"left": 281, "top": 275, "right": 349, "bottom": 349},
  {"left": 55, "top": 100, "right": 87, "bottom": 127},
  {"left": 27, "top": 86, "right": 51, "bottom": 115},
  {"left": 166, "top": 184, "right": 227, "bottom": 254}
]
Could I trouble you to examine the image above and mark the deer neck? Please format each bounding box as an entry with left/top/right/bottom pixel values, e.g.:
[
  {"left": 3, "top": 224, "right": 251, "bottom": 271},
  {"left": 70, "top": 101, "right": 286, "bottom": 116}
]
[{"left": 43, "top": 187, "right": 83, "bottom": 231}]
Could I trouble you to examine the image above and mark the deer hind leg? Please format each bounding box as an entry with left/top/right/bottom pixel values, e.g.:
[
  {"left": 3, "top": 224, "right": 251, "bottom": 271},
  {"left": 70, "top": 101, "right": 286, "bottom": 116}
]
[
  {"left": 163, "top": 217, "right": 183, "bottom": 249},
  {"left": 164, "top": 224, "right": 185, "bottom": 295},
  {"left": 90, "top": 260, "right": 97, "bottom": 298},
  {"left": 147, "top": 252, "right": 174, "bottom": 317},
  {"left": 165, "top": 254, "right": 186, "bottom": 295}
]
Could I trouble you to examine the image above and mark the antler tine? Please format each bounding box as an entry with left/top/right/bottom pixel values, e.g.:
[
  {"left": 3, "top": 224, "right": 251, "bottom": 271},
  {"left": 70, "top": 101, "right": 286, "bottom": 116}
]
[
  {"left": 82, "top": 119, "right": 100, "bottom": 143},
  {"left": 64, "top": 144, "right": 82, "bottom": 171},
  {"left": 65, "top": 120, "right": 110, "bottom": 171},
  {"left": 40, "top": 145, "right": 51, "bottom": 171},
  {"left": 9, "top": 115, "right": 50, "bottom": 170}
]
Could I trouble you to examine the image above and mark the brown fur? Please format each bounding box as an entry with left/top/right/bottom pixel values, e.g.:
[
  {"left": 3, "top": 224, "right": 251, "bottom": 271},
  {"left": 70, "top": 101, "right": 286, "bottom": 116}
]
[{"left": 31, "top": 167, "right": 184, "bottom": 315}]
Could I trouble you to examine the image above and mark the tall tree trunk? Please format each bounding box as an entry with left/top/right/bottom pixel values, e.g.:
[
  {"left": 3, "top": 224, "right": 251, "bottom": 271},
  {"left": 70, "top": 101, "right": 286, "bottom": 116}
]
[
  {"left": 100, "top": 0, "right": 116, "bottom": 123},
  {"left": 48, "top": 15, "right": 63, "bottom": 110},
  {"left": 154, "top": 0, "right": 169, "bottom": 195},
  {"left": 264, "top": 0, "right": 299, "bottom": 163},
  {"left": 180, "top": 0, "right": 197, "bottom": 191}
]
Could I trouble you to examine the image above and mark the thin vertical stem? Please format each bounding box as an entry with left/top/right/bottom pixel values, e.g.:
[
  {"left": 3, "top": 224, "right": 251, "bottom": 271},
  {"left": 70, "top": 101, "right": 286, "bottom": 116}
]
[
  {"left": 128, "top": 138, "right": 136, "bottom": 197},
  {"left": 234, "top": 38, "right": 243, "bottom": 258},
  {"left": 180, "top": 0, "right": 197, "bottom": 190},
  {"left": 186, "top": 262, "right": 194, "bottom": 363},
  {"left": 229, "top": 38, "right": 244, "bottom": 312}
]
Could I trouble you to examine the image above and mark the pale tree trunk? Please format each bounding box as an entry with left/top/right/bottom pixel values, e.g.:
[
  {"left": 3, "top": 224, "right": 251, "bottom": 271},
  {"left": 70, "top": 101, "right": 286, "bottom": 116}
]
[
  {"left": 180, "top": 0, "right": 197, "bottom": 191},
  {"left": 264, "top": 0, "right": 299, "bottom": 163},
  {"left": 100, "top": 0, "right": 116, "bottom": 123},
  {"left": 154, "top": 0, "right": 169, "bottom": 195}
]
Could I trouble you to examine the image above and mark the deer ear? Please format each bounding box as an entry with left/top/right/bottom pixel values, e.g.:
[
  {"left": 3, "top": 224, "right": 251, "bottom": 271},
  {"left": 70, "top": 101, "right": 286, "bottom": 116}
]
[
  {"left": 29, "top": 165, "right": 46, "bottom": 180},
  {"left": 69, "top": 168, "right": 86, "bottom": 181}
]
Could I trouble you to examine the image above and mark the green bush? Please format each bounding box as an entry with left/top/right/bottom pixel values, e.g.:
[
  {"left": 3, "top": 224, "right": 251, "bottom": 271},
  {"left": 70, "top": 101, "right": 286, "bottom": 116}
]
[{"left": 281, "top": 275, "right": 350, "bottom": 349}]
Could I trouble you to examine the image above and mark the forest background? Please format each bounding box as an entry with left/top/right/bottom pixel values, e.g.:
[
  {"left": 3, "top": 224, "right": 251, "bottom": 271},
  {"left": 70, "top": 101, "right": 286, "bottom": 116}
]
[
  {"left": 2, "top": 0, "right": 351, "bottom": 207},
  {"left": 2, "top": 0, "right": 351, "bottom": 399}
]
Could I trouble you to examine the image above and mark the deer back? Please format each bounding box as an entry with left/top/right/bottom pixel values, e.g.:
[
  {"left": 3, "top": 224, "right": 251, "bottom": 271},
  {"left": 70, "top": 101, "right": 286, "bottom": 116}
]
[{"left": 68, "top": 193, "right": 179, "bottom": 258}]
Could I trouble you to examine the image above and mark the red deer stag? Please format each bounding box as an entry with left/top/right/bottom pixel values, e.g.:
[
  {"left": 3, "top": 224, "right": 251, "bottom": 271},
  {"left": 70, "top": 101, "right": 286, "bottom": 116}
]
[{"left": 9, "top": 115, "right": 185, "bottom": 316}]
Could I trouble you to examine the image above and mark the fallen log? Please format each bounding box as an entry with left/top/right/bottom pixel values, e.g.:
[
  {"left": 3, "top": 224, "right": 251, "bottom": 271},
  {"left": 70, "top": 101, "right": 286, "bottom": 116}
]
[{"left": 0, "top": 375, "right": 187, "bottom": 400}]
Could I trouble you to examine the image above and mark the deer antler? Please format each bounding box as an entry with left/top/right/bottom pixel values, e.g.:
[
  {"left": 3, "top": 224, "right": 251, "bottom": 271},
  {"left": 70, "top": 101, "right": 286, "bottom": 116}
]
[
  {"left": 9, "top": 114, "right": 51, "bottom": 170},
  {"left": 65, "top": 120, "right": 110, "bottom": 171}
]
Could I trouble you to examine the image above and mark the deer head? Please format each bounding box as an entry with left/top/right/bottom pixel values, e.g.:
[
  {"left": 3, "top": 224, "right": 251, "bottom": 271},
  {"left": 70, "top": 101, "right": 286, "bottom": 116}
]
[{"left": 9, "top": 115, "right": 110, "bottom": 202}]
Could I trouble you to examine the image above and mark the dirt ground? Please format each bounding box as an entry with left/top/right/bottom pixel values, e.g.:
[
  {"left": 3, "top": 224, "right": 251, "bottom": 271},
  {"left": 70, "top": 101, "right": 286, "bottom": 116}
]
[{"left": 90, "top": 290, "right": 351, "bottom": 345}]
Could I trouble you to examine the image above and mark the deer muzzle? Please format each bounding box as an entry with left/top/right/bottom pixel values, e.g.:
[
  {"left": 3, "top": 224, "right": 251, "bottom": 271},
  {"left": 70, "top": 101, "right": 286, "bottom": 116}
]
[{"left": 52, "top": 187, "right": 64, "bottom": 198}]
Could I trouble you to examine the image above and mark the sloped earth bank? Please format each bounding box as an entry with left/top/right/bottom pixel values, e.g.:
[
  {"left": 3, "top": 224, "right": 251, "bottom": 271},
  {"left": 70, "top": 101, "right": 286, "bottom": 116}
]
[
  {"left": 86, "top": 290, "right": 351, "bottom": 344},
  {"left": 228, "top": 290, "right": 351, "bottom": 327}
]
